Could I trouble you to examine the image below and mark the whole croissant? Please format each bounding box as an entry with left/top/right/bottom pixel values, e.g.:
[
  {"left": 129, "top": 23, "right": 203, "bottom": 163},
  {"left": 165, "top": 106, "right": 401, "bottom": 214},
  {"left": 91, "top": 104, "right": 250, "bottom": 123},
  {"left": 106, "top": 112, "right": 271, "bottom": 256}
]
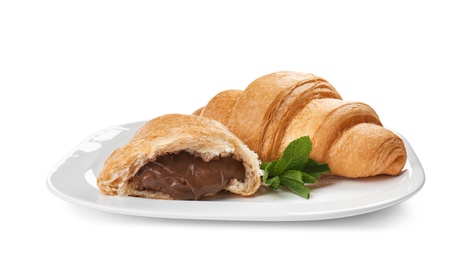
[{"left": 194, "top": 71, "right": 407, "bottom": 178}]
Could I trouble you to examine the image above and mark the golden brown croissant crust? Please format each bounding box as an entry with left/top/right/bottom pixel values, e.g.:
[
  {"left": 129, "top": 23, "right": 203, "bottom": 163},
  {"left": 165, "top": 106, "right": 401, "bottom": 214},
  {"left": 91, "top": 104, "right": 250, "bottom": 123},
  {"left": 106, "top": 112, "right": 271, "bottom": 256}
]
[{"left": 197, "top": 71, "right": 407, "bottom": 178}]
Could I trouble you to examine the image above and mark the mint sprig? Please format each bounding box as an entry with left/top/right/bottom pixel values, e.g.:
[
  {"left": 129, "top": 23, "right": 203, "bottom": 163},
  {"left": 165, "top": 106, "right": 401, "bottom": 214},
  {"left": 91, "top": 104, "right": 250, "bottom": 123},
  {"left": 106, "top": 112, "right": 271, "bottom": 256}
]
[{"left": 261, "top": 136, "right": 330, "bottom": 199}]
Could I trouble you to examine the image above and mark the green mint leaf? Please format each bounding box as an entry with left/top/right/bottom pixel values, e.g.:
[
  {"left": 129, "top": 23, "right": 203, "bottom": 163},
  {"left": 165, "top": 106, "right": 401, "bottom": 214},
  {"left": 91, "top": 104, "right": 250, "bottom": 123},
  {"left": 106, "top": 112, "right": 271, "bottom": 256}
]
[
  {"left": 274, "top": 136, "right": 312, "bottom": 174},
  {"left": 262, "top": 168, "right": 269, "bottom": 182},
  {"left": 260, "top": 135, "right": 329, "bottom": 199},
  {"left": 280, "top": 177, "right": 310, "bottom": 199},
  {"left": 301, "top": 172, "right": 317, "bottom": 183},
  {"left": 262, "top": 161, "right": 281, "bottom": 190},
  {"left": 264, "top": 160, "right": 277, "bottom": 174},
  {"left": 262, "top": 161, "right": 276, "bottom": 183},
  {"left": 260, "top": 161, "right": 270, "bottom": 170},
  {"left": 280, "top": 170, "right": 304, "bottom": 183},
  {"left": 301, "top": 158, "right": 330, "bottom": 178},
  {"left": 265, "top": 176, "right": 281, "bottom": 190}
]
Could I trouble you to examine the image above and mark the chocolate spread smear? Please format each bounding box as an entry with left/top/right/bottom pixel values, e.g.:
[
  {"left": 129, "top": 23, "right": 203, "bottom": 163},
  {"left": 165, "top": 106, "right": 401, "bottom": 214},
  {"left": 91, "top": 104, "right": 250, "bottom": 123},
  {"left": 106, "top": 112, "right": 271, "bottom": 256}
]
[{"left": 132, "top": 151, "right": 246, "bottom": 200}]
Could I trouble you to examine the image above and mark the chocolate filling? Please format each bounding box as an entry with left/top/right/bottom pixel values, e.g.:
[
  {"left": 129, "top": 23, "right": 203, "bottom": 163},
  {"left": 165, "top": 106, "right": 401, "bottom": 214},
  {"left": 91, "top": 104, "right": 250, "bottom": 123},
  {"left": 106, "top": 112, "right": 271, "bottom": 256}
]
[{"left": 131, "top": 151, "right": 246, "bottom": 200}]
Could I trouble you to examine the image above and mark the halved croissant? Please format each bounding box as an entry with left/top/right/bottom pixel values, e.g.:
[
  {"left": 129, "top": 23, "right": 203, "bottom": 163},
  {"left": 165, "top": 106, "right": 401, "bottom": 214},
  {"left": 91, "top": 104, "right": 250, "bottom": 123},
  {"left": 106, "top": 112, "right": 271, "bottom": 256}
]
[
  {"left": 97, "top": 114, "right": 261, "bottom": 200},
  {"left": 197, "top": 71, "right": 407, "bottom": 178}
]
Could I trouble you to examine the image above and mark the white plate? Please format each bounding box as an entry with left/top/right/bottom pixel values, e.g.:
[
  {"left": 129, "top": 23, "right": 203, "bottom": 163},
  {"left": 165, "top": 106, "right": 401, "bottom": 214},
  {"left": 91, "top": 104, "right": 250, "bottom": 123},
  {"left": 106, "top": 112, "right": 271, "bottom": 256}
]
[{"left": 46, "top": 121, "right": 425, "bottom": 221}]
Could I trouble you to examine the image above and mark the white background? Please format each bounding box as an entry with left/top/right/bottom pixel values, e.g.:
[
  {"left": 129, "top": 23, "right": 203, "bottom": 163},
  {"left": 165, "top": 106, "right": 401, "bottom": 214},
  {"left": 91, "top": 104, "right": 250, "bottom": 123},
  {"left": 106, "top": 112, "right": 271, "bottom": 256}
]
[{"left": 1, "top": 0, "right": 461, "bottom": 259}]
